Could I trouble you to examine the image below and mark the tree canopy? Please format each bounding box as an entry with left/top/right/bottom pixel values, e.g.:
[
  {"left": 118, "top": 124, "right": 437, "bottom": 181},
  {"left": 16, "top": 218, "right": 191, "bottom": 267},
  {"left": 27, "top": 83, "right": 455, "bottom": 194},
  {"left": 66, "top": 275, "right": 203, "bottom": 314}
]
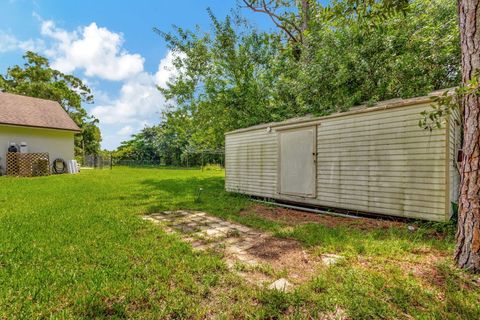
[
  {"left": 0, "top": 51, "right": 102, "bottom": 156},
  {"left": 116, "top": 0, "right": 458, "bottom": 164}
]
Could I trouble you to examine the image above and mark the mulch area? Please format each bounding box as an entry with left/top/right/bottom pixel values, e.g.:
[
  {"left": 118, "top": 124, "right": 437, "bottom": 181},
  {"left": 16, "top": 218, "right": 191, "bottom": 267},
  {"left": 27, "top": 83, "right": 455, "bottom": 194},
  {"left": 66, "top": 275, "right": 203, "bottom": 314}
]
[{"left": 240, "top": 204, "right": 407, "bottom": 231}]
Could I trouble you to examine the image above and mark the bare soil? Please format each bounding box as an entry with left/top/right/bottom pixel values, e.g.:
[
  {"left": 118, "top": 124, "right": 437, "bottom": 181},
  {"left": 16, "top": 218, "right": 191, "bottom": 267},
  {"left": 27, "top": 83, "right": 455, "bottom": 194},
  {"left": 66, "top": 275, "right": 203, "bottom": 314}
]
[{"left": 241, "top": 204, "right": 407, "bottom": 230}]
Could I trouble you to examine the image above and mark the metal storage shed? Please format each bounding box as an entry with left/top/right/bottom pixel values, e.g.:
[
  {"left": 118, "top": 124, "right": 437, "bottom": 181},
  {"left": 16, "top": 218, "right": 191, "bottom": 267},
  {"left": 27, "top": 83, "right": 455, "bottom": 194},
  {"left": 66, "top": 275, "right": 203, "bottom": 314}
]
[{"left": 225, "top": 91, "right": 461, "bottom": 222}]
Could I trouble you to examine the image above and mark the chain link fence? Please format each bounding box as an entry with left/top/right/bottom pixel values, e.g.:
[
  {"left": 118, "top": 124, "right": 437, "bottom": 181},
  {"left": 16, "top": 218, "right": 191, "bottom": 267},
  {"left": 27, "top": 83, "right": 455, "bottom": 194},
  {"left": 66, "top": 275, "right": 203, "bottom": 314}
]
[
  {"left": 80, "top": 149, "right": 224, "bottom": 170},
  {"left": 82, "top": 154, "right": 112, "bottom": 169}
]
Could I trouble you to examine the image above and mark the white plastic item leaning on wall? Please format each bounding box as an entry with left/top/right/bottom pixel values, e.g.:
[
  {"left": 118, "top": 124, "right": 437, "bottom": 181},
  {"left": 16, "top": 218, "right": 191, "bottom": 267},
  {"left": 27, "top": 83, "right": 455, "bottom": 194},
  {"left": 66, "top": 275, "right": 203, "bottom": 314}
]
[{"left": 67, "top": 160, "right": 79, "bottom": 174}]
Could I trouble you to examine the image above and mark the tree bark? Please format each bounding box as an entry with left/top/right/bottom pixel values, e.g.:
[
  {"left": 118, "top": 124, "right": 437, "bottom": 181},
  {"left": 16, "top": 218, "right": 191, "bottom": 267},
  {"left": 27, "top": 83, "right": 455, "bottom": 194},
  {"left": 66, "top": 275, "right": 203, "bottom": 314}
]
[{"left": 455, "top": 0, "right": 480, "bottom": 272}]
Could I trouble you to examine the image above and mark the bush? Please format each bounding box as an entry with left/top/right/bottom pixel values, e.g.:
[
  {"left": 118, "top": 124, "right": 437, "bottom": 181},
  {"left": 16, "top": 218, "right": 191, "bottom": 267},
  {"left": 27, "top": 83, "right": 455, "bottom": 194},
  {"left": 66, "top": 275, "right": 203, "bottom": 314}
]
[{"left": 203, "top": 164, "right": 223, "bottom": 171}]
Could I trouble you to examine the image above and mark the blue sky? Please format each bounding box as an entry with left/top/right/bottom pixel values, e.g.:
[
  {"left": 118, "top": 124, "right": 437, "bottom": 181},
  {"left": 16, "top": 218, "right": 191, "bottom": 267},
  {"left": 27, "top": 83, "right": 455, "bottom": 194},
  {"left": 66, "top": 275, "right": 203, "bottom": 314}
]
[{"left": 0, "top": 0, "right": 324, "bottom": 150}]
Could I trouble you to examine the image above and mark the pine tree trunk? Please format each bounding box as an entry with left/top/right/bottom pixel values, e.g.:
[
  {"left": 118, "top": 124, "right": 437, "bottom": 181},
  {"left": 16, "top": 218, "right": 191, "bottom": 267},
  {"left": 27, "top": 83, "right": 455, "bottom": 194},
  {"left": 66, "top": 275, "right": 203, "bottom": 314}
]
[{"left": 455, "top": 0, "right": 480, "bottom": 272}]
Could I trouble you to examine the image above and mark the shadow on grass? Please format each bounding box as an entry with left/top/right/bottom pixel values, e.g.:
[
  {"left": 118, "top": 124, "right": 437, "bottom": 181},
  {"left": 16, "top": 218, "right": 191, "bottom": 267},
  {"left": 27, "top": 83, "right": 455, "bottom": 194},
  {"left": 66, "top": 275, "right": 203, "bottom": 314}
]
[
  {"left": 138, "top": 176, "right": 239, "bottom": 212},
  {"left": 138, "top": 177, "right": 283, "bottom": 232},
  {"left": 113, "top": 165, "right": 203, "bottom": 170},
  {"left": 129, "top": 174, "right": 455, "bottom": 257}
]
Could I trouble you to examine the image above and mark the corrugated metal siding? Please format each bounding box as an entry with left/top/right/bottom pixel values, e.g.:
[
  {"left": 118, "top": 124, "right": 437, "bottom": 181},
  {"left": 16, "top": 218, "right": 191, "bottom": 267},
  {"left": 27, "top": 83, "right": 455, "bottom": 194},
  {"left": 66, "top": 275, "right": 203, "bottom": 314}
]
[
  {"left": 315, "top": 103, "right": 447, "bottom": 221},
  {"left": 225, "top": 129, "right": 277, "bottom": 197},
  {"left": 225, "top": 102, "right": 451, "bottom": 221}
]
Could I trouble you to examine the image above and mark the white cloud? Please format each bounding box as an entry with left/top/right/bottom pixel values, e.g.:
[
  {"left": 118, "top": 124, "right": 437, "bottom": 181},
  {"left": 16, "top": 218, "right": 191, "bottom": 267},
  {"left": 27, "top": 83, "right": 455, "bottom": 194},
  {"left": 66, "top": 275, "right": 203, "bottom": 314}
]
[
  {"left": 40, "top": 20, "right": 144, "bottom": 81},
  {"left": 0, "top": 33, "right": 20, "bottom": 52},
  {"left": 91, "top": 50, "right": 183, "bottom": 126},
  {"left": 91, "top": 72, "right": 164, "bottom": 125},
  {"left": 0, "top": 32, "right": 44, "bottom": 53},
  {"left": 117, "top": 125, "right": 134, "bottom": 136},
  {"left": 92, "top": 88, "right": 112, "bottom": 105},
  {"left": 155, "top": 50, "right": 186, "bottom": 88},
  {"left": 117, "top": 125, "right": 135, "bottom": 136},
  {"left": 0, "top": 17, "right": 185, "bottom": 149}
]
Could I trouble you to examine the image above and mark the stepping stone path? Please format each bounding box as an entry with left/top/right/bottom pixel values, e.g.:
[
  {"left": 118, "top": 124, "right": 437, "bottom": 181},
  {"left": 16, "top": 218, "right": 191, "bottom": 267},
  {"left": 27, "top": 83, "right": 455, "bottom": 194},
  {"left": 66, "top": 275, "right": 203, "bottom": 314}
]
[
  {"left": 144, "top": 210, "right": 339, "bottom": 289},
  {"left": 268, "top": 278, "right": 293, "bottom": 291},
  {"left": 321, "top": 254, "right": 344, "bottom": 266},
  {"left": 144, "top": 211, "right": 262, "bottom": 266}
]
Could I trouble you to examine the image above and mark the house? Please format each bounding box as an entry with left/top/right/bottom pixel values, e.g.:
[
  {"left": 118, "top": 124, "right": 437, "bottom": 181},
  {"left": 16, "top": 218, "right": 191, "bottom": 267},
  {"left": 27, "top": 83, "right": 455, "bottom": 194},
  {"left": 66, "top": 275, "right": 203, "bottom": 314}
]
[
  {"left": 0, "top": 92, "right": 81, "bottom": 175},
  {"left": 225, "top": 91, "right": 462, "bottom": 222}
]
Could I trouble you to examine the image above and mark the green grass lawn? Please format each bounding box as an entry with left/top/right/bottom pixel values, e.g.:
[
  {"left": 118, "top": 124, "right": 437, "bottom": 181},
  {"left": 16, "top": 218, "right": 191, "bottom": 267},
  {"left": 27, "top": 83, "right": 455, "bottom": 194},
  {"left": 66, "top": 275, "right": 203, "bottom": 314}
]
[{"left": 0, "top": 167, "right": 479, "bottom": 319}]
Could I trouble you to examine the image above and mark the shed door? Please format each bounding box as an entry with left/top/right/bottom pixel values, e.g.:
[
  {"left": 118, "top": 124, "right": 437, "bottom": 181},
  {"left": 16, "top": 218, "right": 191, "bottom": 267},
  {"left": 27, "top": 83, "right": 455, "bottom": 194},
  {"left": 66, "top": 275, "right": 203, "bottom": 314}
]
[{"left": 278, "top": 126, "right": 316, "bottom": 197}]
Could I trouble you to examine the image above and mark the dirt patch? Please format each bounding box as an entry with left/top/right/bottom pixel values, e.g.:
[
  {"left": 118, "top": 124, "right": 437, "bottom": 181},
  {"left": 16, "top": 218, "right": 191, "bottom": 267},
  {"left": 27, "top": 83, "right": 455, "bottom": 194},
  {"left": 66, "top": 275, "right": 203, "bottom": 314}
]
[
  {"left": 243, "top": 236, "right": 316, "bottom": 283},
  {"left": 246, "top": 237, "right": 302, "bottom": 261},
  {"left": 144, "top": 211, "right": 324, "bottom": 286},
  {"left": 241, "top": 204, "right": 406, "bottom": 231},
  {"left": 356, "top": 251, "right": 453, "bottom": 301}
]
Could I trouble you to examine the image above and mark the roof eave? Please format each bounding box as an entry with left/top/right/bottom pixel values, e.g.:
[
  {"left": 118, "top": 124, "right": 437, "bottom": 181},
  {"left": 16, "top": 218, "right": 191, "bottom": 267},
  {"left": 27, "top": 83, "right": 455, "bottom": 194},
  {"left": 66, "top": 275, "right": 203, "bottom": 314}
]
[
  {"left": 0, "top": 122, "right": 82, "bottom": 133},
  {"left": 225, "top": 89, "right": 456, "bottom": 136}
]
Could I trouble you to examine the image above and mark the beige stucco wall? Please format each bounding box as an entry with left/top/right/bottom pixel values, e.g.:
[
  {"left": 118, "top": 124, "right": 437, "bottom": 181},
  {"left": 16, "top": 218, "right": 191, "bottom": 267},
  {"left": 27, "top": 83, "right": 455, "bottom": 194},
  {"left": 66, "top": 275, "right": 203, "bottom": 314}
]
[{"left": 0, "top": 125, "right": 75, "bottom": 175}]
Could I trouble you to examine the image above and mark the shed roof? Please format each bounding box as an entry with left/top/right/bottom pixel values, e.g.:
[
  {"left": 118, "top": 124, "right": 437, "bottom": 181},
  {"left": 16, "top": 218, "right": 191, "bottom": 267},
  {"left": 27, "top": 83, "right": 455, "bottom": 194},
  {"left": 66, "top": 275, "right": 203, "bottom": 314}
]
[
  {"left": 225, "top": 89, "right": 455, "bottom": 135},
  {"left": 0, "top": 92, "right": 81, "bottom": 132}
]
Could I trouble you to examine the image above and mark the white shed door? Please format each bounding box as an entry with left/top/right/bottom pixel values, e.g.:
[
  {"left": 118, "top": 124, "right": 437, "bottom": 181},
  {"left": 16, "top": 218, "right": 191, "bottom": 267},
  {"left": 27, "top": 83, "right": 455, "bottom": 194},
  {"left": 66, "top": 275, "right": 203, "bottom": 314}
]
[{"left": 278, "top": 126, "right": 316, "bottom": 197}]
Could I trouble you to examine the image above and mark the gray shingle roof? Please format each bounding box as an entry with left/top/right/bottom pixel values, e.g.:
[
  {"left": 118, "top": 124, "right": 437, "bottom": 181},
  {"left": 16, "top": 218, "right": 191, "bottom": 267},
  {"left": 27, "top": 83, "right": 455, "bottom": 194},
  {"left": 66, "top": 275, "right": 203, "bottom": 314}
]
[{"left": 0, "top": 92, "right": 81, "bottom": 132}]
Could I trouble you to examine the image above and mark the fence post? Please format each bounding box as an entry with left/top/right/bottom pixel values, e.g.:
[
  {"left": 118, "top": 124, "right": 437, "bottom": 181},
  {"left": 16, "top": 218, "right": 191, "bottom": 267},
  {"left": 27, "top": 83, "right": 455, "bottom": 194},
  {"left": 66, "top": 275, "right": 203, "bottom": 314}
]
[{"left": 110, "top": 155, "right": 113, "bottom": 170}]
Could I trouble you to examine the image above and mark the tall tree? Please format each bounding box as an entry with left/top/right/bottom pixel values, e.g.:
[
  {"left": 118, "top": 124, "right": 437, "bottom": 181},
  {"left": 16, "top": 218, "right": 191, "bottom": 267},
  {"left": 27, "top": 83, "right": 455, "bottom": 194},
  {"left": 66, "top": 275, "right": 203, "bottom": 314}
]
[
  {"left": 241, "top": 0, "right": 306, "bottom": 45},
  {"left": 156, "top": 10, "right": 290, "bottom": 150},
  {"left": 325, "top": 0, "right": 480, "bottom": 272},
  {"left": 415, "top": 0, "right": 480, "bottom": 272},
  {"left": 0, "top": 51, "right": 102, "bottom": 156},
  {"left": 153, "top": 1, "right": 458, "bottom": 155},
  {"left": 246, "top": 0, "right": 457, "bottom": 118},
  {"left": 305, "top": 0, "right": 480, "bottom": 272},
  {"left": 242, "top": 0, "right": 480, "bottom": 272},
  {"left": 455, "top": 0, "right": 480, "bottom": 272},
  {"left": 241, "top": 0, "right": 410, "bottom": 44}
]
